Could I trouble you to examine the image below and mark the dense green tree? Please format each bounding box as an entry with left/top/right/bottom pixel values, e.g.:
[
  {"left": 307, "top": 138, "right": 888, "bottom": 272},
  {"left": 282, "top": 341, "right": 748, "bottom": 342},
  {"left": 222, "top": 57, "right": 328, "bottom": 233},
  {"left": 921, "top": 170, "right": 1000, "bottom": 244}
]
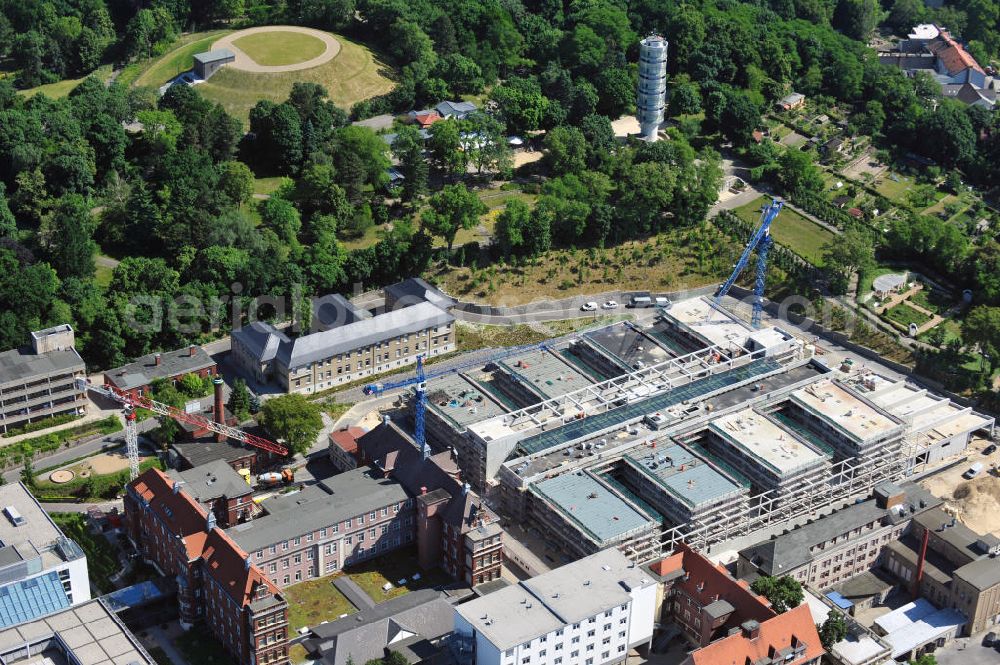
[
  {"left": 543, "top": 126, "right": 587, "bottom": 175},
  {"left": 833, "top": 0, "right": 886, "bottom": 40},
  {"left": 578, "top": 114, "right": 616, "bottom": 167},
  {"left": 427, "top": 120, "right": 465, "bottom": 177},
  {"left": 421, "top": 184, "right": 487, "bottom": 254},
  {"left": 668, "top": 83, "right": 702, "bottom": 117},
  {"left": 228, "top": 377, "right": 252, "bottom": 421},
  {"left": 774, "top": 149, "right": 824, "bottom": 196},
  {"left": 47, "top": 194, "right": 96, "bottom": 281},
  {"left": 258, "top": 393, "right": 324, "bottom": 456},
  {"left": 218, "top": 161, "right": 255, "bottom": 208},
  {"left": 887, "top": 0, "right": 925, "bottom": 33},
  {"left": 259, "top": 196, "right": 302, "bottom": 247},
  {"left": 750, "top": 576, "right": 804, "bottom": 614},
  {"left": 919, "top": 103, "right": 977, "bottom": 167},
  {"left": 0, "top": 184, "right": 15, "bottom": 238},
  {"left": 391, "top": 125, "right": 428, "bottom": 201},
  {"left": 963, "top": 306, "right": 1000, "bottom": 372},
  {"left": 822, "top": 228, "right": 874, "bottom": 294},
  {"left": 490, "top": 76, "right": 548, "bottom": 134},
  {"left": 818, "top": 611, "right": 849, "bottom": 649}
]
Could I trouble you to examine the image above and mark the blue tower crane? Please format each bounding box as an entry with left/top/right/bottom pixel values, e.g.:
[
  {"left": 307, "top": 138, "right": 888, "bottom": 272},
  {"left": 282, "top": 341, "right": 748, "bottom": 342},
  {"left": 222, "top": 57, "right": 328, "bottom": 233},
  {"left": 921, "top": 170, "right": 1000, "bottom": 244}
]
[
  {"left": 713, "top": 198, "right": 783, "bottom": 329},
  {"left": 363, "top": 341, "right": 550, "bottom": 458}
]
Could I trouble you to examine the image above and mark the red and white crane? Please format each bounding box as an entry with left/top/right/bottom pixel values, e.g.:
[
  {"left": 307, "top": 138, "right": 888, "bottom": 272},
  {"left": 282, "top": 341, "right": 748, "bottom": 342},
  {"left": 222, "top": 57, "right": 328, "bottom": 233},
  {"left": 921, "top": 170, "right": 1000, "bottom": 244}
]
[{"left": 75, "top": 378, "right": 288, "bottom": 480}]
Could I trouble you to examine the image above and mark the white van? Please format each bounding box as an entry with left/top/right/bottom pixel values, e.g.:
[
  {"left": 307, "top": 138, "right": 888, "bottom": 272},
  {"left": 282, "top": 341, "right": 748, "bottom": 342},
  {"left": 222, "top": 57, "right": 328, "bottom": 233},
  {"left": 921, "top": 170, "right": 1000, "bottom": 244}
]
[
  {"left": 654, "top": 297, "right": 671, "bottom": 308},
  {"left": 964, "top": 462, "right": 984, "bottom": 479}
]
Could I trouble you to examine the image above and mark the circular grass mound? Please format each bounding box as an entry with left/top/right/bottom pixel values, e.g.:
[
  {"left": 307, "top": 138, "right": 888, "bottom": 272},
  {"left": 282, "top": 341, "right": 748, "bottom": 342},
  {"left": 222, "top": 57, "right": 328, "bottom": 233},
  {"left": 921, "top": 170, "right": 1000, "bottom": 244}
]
[{"left": 232, "top": 30, "right": 328, "bottom": 66}]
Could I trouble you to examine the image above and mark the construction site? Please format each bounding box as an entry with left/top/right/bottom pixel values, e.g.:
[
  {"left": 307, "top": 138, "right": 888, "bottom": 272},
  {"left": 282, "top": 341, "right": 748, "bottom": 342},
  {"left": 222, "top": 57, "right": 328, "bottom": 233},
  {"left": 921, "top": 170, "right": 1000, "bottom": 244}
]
[{"left": 382, "top": 293, "right": 994, "bottom": 566}]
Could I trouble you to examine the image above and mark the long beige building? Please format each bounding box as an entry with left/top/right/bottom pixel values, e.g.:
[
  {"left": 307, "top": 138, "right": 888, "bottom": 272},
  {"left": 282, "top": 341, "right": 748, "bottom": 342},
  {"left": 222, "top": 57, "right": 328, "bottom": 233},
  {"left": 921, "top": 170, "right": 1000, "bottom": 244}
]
[{"left": 232, "top": 300, "right": 455, "bottom": 394}]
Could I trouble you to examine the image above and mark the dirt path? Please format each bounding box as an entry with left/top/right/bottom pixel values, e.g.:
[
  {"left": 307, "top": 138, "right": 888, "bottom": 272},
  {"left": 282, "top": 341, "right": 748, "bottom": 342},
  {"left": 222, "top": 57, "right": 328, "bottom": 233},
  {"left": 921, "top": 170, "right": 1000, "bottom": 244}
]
[{"left": 212, "top": 26, "right": 341, "bottom": 73}]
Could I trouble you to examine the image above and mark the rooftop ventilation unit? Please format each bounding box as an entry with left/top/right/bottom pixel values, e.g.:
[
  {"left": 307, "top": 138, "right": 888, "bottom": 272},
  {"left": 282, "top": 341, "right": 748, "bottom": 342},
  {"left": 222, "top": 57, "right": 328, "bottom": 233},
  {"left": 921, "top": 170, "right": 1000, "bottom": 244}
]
[{"left": 3, "top": 506, "right": 25, "bottom": 527}]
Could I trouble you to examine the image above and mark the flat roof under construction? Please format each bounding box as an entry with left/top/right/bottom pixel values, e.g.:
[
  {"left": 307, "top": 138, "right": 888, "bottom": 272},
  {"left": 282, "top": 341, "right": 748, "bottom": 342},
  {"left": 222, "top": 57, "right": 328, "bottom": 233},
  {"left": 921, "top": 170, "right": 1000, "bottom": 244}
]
[
  {"left": 532, "top": 472, "right": 655, "bottom": 543},
  {"left": 625, "top": 440, "right": 745, "bottom": 509},
  {"left": 516, "top": 358, "right": 784, "bottom": 457},
  {"left": 425, "top": 373, "right": 507, "bottom": 429},
  {"left": 664, "top": 297, "right": 753, "bottom": 350},
  {"left": 497, "top": 349, "right": 592, "bottom": 399},
  {"left": 584, "top": 323, "right": 675, "bottom": 370},
  {"left": 791, "top": 379, "right": 900, "bottom": 441},
  {"left": 710, "top": 408, "right": 827, "bottom": 475}
]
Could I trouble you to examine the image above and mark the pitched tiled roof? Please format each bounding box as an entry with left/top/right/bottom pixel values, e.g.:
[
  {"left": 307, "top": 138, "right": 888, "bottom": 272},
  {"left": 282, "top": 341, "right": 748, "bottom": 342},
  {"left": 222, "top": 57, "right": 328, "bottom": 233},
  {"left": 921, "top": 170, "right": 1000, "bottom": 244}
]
[
  {"left": 131, "top": 468, "right": 211, "bottom": 560},
  {"left": 929, "top": 31, "right": 985, "bottom": 75},
  {"left": 202, "top": 527, "right": 279, "bottom": 607},
  {"left": 671, "top": 543, "right": 775, "bottom": 627},
  {"left": 688, "top": 604, "right": 824, "bottom": 665}
]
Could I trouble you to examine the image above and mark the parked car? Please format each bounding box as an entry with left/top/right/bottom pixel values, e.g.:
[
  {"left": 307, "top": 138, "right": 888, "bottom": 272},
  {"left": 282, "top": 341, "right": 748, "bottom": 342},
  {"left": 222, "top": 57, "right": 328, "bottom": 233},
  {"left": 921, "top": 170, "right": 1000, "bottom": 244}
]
[
  {"left": 964, "top": 462, "right": 984, "bottom": 479},
  {"left": 983, "top": 631, "right": 997, "bottom": 647},
  {"left": 983, "top": 444, "right": 997, "bottom": 455},
  {"left": 602, "top": 300, "right": 618, "bottom": 309},
  {"left": 581, "top": 302, "right": 598, "bottom": 311}
]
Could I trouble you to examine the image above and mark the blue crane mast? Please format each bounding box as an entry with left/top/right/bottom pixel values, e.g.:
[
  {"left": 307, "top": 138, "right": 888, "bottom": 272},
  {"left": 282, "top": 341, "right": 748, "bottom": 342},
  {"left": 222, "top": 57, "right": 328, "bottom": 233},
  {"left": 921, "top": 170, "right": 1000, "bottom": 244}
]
[
  {"left": 363, "top": 341, "right": 550, "bottom": 458},
  {"left": 713, "top": 198, "right": 783, "bottom": 329}
]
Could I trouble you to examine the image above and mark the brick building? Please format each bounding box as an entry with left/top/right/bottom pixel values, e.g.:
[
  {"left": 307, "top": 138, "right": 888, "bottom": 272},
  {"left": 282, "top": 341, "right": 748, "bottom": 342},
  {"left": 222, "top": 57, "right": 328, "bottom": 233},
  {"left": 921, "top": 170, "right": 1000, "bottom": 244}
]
[
  {"left": 168, "top": 459, "right": 255, "bottom": 528},
  {"left": 124, "top": 469, "right": 288, "bottom": 665},
  {"left": 647, "top": 543, "right": 823, "bottom": 665},
  {"left": 104, "top": 344, "right": 216, "bottom": 399},
  {"left": 358, "top": 419, "right": 504, "bottom": 587}
]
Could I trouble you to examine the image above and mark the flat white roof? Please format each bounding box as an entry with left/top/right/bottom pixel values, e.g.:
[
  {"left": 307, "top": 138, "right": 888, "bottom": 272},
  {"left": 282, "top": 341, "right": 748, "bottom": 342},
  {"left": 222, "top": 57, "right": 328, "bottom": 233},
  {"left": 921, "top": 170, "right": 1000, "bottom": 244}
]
[
  {"left": 792, "top": 380, "right": 900, "bottom": 441},
  {"left": 665, "top": 297, "right": 753, "bottom": 350},
  {"left": 802, "top": 591, "right": 888, "bottom": 665},
  {"left": 908, "top": 24, "right": 940, "bottom": 40},
  {"left": 711, "top": 409, "right": 826, "bottom": 475},
  {"left": 875, "top": 599, "right": 966, "bottom": 659}
]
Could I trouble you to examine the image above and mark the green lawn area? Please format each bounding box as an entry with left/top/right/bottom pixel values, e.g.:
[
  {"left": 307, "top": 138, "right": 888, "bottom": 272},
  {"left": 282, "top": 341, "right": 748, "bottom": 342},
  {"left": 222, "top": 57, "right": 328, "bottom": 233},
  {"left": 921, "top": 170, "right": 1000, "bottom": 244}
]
[
  {"left": 284, "top": 576, "right": 357, "bottom": 630},
  {"left": 734, "top": 196, "right": 836, "bottom": 266},
  {"left": 922, "top": 192, "right": 958, "bottom": 215},
  {"left": 253, "top": 176, "right": 289, "bottom": 196},
  {"left": 19, "top": 65, "right": 114, "bottom": 99},
  {"left": 917, "top": 318, "right": 962, "bottom": 346},
  {"left": 174, "top": 625, "right": 233, "bottom": 665},
  {"left": 346, "top": 547, "right": 450, "bottom": 602},
  {"left": 233, "top": 31, "right": 328, "bottom": 66},
  {"left": 874, "top": 172, "right": 912, "bottom": 200},
  {"left": 132, "top": 30, "right": 230, "bottom": 88},
  {"left": 909, "top": 288, "right": 950, "bottom": 315},
  {"left": 884, "top": 302, "right": 932, "bottom": 328},
  {"left": 195, "top": 35, "right": 394, "bottom": 125},
  {"left": 50, "top": 513, "right": 120, "bottom": 594}
]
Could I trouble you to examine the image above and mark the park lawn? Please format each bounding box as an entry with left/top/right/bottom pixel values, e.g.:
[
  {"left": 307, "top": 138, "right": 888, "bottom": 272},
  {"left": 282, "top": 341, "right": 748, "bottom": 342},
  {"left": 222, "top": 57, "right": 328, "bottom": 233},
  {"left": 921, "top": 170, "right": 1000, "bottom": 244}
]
[
  {"left": 284, "top": 576, "right": 357, "bottom": 630},
  {"left": 346, "top": 547, "right": 450, "bottom": 602},
  {"left": 922, "top": 192, "right": 959, "bottom": 216},
  {"left": 19, "top": 65, "right": 114, "bottom": 99},
  {"left": 734, "top": 196, "right": 836, "bottom": 266},
  {"left": 884, "top": 302, "right": 932, "bottom": 328},
  {"left": 50, "top": 513, "right": 119, "bottom": 594},
  {"left": 232, "top": 31, "right": 328, "bottom": 66},
  {"left": 340, "top": 223, "right": 385, "bottom": 250},
  {"left": 196, "top": 35, "right": 394, "bottom": 125},
  {"left": 254, "top": 176, "right": 289, "bottom": 196},
  {"left": 909, "top": 288, "right": 950, "bottom": 315},
  {"left": 917, "top": 318, "right": 962, "bottom": 346},
  {"left": 132, "top": 31, "right": 230, "bottom": 88}
]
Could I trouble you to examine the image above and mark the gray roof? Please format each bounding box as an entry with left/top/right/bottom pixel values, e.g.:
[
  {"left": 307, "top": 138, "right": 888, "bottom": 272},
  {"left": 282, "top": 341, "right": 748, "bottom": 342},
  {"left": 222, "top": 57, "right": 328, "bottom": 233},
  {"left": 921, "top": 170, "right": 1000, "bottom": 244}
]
[
  {"left": 384, "top": 278, "right": 456, "bottom": 310},
  {"left": 193, "top": 49, "right": 235, "bottom": 64},
  {"left": 954, "top": 555, "right": 1000, "bottom": 591},
  {"left": 0, "top": 345, "right": 84, "bottom": 387},
  {"left": 233, "top": 321, "right": 291, "bottom": 364},
  {"left": 168, "top": 460, "right": 252, "bottom": 504},
  {"left": 0, "top": 482, "right": 73, "bottom": 562},
  {"left": 170, "top": 438, "right": 257, "bottom": 468},
  {"left": 306, "top": 589, "right": 454, "bottom": 665},
  {"left": 226, "top": 468, "right": 409, "bottom": 553},
  {"left": 280, "top": 301, "right": 454, "bottom": 369},
  {"left": 531, "top": 472, "right": 656, "bottom": 545},
  {"left": 457, "top": 549, "right": 655, "bottom": 650},
  {"left": 624, "top": 442, "right": 745, "bottom": 510},
  {"left": 740, "top": 483, "right": 940, "bottom": 575},
  {"left": 435, "top": 101, "right": 477, "bottom": 117},
  {"left": 313, "top": 294, "right": 369, "bottom": 329},
  {"left": 912, "top": 506, "right": 1000, "bottom": 563},
  {"left": 105, "top": 345, "right": 215, "bottom": 391}
]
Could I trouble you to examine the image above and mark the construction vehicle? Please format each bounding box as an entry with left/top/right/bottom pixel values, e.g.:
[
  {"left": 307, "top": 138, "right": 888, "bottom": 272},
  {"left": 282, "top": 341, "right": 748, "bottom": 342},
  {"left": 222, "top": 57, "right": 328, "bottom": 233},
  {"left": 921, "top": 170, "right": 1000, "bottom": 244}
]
[
  {"left": 256, "top": 468, "right": 294, "bottom": 486},
  {"left": 713, "top": 198, "right": 783, "bottom": 328},
  {"left": 75, "top": 378, "right": 288, "bottom": 481},
  {"left": 362, "top": 340, "right": 552, "bottom": 456}
]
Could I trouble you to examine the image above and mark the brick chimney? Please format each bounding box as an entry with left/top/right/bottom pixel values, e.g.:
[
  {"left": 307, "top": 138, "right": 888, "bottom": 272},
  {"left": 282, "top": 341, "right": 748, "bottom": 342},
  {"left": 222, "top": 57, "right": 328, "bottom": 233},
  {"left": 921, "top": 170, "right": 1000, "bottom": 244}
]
[
  {"left": 213, "top": 377, "right": 226, "bottom": 442},
  {"left": 189, "top": 344, "right": 197, "bottom": 357},
  {"left": 154, "top": 353, "right": 162, "bottom": 366}
]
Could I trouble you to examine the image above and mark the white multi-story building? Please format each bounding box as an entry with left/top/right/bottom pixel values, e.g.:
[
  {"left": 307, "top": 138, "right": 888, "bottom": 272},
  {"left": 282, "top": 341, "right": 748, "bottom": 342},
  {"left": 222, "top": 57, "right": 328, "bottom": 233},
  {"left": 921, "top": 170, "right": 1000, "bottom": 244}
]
[
  {"left": 454, "top": 549, "right": 656, "bottom": 665},
  {"left": 0, "top": 482, "right": 90, "bottom": 626}
]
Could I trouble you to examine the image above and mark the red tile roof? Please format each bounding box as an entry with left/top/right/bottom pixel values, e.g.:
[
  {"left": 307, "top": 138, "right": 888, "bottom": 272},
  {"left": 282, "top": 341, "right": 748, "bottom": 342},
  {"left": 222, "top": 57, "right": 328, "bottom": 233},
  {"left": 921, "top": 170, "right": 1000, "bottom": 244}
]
[
  {"left": 131, "top": 468, "right": 211, "bottom": 559},
  {"left": 687, "top": 604, "right": 824, "bottom": 665},
  {"left": 650, "top": 552, "right": 684, "bottom": 577},
  {"left": 202, "top": 527, "right": 280, "bottom": 607},
  {"left": 671, "top": 542, "right": 775, "bottom": 625},
  {"left": 930, "top": 31, "right": 985, "bottom": 75},
  {"left": 329, "top": 427, "right": 365, "bottom": 456},
  {"left": 413, "top": 111, "right": 442, "bottom": 128}
]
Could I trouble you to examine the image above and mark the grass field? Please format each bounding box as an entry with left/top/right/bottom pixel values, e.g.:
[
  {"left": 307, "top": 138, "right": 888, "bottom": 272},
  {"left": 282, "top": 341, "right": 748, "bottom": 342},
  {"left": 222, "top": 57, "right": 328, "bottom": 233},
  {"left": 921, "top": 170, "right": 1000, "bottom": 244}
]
[
  {"left": 132, "top": 31, "right": 230, "bottom": 89},
  {"left": 875, "top": 173, "right": 912, "bottom": 200},
  {"left": 884, "top": 302, "right": 932, "bottom": 328},
  {"left": 232, "top": 31, "right": 328, "bottom": 66},
  {"left": 346, "top": 547, "right": 450, "bottom": 602},
  {"left": 196, "top": 35, "right": 394, "bottom": 124},
  {"left": 20, "top": 65, "right": 113, "bottom": 99},
  {"left": 284, "top": 576, "right": 356, "bottom": 630},
  {"left": 734, "top": 196, "right": 836, "bottom": 266},
  {"left": 253, "top": 176, "right": 288, "bottom": 196}
]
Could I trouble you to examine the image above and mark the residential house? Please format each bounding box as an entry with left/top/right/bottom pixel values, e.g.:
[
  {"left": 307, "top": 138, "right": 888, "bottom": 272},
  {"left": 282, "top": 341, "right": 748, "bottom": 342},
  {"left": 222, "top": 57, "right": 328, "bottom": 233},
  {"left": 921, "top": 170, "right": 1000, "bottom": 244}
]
[
  {"left": 777, "top": 93, "right": 806, "bottom": 111},
  {"left": 104, "top": 344, "right": 216, "bottom": 399}
]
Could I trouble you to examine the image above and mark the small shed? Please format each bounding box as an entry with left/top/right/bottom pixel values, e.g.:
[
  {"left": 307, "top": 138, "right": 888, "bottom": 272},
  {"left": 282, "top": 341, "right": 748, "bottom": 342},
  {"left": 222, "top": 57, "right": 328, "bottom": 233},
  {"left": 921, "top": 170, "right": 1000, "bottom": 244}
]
[
  {"left": 777, "top": 92, "right": 805, "bottom": 111},
  {"left": 872, "top": 273, "right": 907, "bottom": 299},
  {"left": 193, "top": 49, "right": 235, "bottom": 80}
]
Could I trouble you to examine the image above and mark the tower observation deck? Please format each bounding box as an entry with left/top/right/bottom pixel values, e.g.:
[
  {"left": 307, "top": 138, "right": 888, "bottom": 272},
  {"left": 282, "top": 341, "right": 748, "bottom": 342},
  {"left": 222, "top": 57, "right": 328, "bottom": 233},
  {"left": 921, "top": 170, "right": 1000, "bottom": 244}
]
[{"left": 637, "top": 34, "right": 668, "bottom": 141}]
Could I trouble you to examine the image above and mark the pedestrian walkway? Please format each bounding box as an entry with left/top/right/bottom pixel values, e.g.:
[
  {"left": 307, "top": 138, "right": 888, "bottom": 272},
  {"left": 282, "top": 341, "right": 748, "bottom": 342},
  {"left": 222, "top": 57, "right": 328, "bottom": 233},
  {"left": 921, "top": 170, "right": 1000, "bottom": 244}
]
[
  {"left": 333, "top": 576, "right": 375, "bottom": 610},
  {"left": 0, "top": 403, "right": 121, "bottom": 447}
]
